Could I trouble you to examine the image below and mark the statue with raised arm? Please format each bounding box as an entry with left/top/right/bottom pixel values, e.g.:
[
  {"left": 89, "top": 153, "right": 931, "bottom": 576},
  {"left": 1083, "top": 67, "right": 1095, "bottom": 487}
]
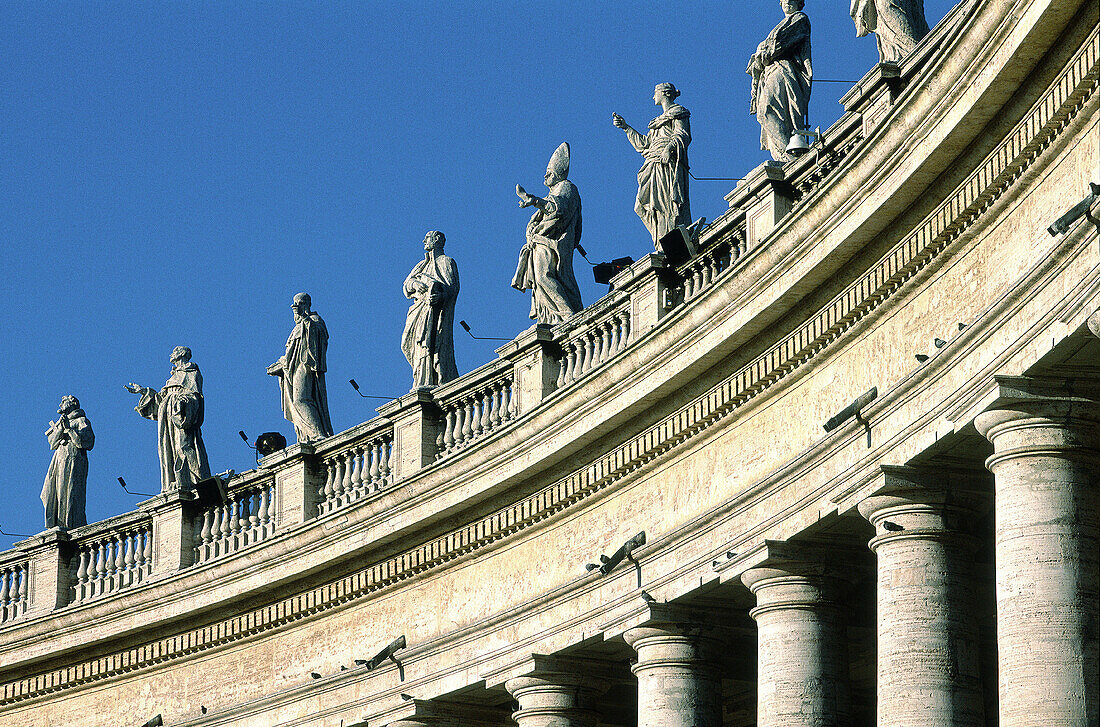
[
  {"left": 401, "top": 231, "right": 460, "bottom": 388},
  {"left": 748, "top": 0, "right": 813, "bottom": 162},
  {"left": 612, "top": 83, "right": 692, "bottom": 247},
  {"left": 268, "top": 293, "right": 333, "bottom": 443},
  {"left": 851, "top": 0, "right": 929, "bottom": 63},
  {"left": 512, "top": 142, "right": 583, "bottom": 325},
  {"left": 41, "top": 395, "right": 93, "bottom": 529},
  {"left": 126, "top": 346, "right": 210, "bottom": 492}
]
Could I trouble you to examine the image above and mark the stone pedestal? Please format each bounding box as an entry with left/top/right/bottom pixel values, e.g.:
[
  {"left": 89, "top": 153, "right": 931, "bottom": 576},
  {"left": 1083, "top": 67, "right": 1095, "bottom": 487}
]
[
  {"left": 724, "top": 162, "right": 794, "bottom": 249},
  {"left": 497, "top": 324, "right": 559, "bottom": 416},
  {"left": 263, "top": 443, "right": 323, "bottom": 528},
  {"left": 138, "top": 489, "right": 200, "bottom": 575},
  {"left": 624, "top": 612, "right": 723, "bottom": 727},
  {"left": 505, "top": 670, "right": 605, "bottom": 727},
  {"left": 611, "top": 253, "right": 671, "bottom": 337},
  {"left": 742, "top": 565, "right": 850, "bottom": 727},
  {"left": 859, "top": 467, "right": 985, "bottom": 727},
  {"left": 377, "top": 389, "right": 440, "bottom": 482},
  {"left": 13, "top": 528, "right": 72, "bottom": 614},
  {"left": 975, "top": 377, "right": 1100, "bottom": 726}
]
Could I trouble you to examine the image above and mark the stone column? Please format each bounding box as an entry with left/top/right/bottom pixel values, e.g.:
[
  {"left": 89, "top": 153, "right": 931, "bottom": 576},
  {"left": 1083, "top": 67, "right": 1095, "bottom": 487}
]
[
  {"left": 858, "top": 467, "right": 985, "bottom": 727},
  {"left": 624, "top": 611, "right": 723, "bottom": 727},
  {"left": 505, "top": 671, "right": 604, "bottom": 727},
  {"left": 741, "top": 565, "right": 850, "bottom": 727},
  {"left": 975, "top": 376, "right": 1099, "bottom": 726}
]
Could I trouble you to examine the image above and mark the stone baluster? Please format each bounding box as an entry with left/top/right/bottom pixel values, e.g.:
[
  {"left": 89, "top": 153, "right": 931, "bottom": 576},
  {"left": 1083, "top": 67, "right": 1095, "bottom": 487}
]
[
  {"left": 0, "top": 571, "right": 9, "bottom": 609},
  {"left": 859, "top": 466, "right": 985, "bottom": 727},
  {"left": 975, "top": 377, "right": 1099, "bottom": 726},
  {"left": 742, "top": 558, "right": 850, "bottom": 727},
  {"left": 624, "top": 609, "right": 723, "bottom": 727},
  {"left": 347, "top": 447, "right": 362, "bottom": 498},
  {"left": 122, "top": 531, "right": 135, "bottom": 585},
  {"left": 75, "top": 547, "right": 89, "bottom": 599},
  {"left": 478, "top": 388, "right": 492, "bottom": 435},
  {"left": 489, "top": 383, "right": 503, "bottom": 428},
  {"left": 368, "top": 440, "right": 382, "bottom": 487},
  {"left": 320, "top": 458, "right": 336, "bottom": 505},
  {"left": 618, "top": 313, "right": 631, "bottom": 352},
  {"left": 461, "top": 397, "right": 475, "bottom": 443},
  {"left": 442, "top": 409, "right": 457, "bottom": 452}
]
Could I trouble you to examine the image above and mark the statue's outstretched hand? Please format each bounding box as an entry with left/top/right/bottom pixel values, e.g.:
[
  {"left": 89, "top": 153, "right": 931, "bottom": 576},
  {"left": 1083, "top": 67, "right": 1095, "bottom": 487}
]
[
  {"left": 125, "top": 383, "right": 143, "bottom": 395},
  {"left": 612, "top": 112, "right": 627, "bottom": 129},
  {"left": 516, "top": 184, "right": 531, "bottom": 207}
]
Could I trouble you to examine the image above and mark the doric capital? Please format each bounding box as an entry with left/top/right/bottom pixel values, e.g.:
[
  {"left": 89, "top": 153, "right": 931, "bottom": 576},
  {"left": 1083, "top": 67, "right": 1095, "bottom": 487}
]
[{"left": 858, "top": 466, "right": 985, "bottom": 551}]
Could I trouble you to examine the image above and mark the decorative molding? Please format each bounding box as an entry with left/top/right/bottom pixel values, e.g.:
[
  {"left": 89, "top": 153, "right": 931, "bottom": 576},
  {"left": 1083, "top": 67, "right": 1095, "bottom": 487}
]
[{"left": 3, "top": 24, "right": 1097, "bottom": 710}]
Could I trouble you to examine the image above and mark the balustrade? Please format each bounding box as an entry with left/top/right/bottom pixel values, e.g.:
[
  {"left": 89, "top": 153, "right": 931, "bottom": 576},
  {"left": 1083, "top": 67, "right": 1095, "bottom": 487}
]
[
  {"left": 436, "top": 373, "right": 515, "bottom": 458},
  {"left": 195, "top": 478, "right": 277, "bottom": 563},
  {"left": 0, "top": 561, "right": 28, "bottom": 623},
  {"left": 556, "top": 309, "right": 631, "bottom": 388},
  {"left": 71, "top": 523, "right": 152, "bottom": 604},
  {"left": 680, "top": 236, "right": 738, "bottom": 303},
  {"left": 318, "top": 431, "right": 393, "bottom": 515}
]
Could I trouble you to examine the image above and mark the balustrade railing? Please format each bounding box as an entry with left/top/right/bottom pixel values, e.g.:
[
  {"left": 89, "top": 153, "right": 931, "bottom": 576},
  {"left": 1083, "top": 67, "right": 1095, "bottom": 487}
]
[
  {"left": 555, "top": 302, "right": 632, "bottom": 388},
  {"left": 317, "top": 425, "right": 394, "bottom": 515},
  {"left": 679, "top": 234, "right": 741, "bottom": 303},
  {"left": 195, "top": 475, "right": 277, "bottom": 563},
  {"left": 71, "top": 519, "right": 152, "bottom": 604},
  {"left": 435, "top": 361, "right": 516, "bottom": 459},
  {"left": 0, "top": 560, "right": 28, "bottom": 624}
]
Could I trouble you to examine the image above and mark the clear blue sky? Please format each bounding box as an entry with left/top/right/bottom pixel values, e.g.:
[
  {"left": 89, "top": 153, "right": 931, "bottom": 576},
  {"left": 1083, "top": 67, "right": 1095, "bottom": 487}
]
[{"left": 0, "top": 1, "right": 955, "bottom": 542}]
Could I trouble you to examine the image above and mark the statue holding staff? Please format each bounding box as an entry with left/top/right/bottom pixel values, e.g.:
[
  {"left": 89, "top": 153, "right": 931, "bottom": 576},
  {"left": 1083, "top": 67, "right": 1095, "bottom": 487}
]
[
  {"left": 748, "top": 0, "right": 813, "bottom": 161},
  {"left": 268, "top": 293, "right": 333, "bottom": 443},
  {"left": 851, "top": 0, "right": 929, "bottom": 63},
  {"left": 401, "top": 231, "right": 460, "bottom": 388},
  {"left": 126, "top": 346, "right": 210, "bottom": 492},
  {"left": 612, "top": 83, "right": 692, "bottom": 247},
  {"left": 512, "top": 142, "right": 583, "bottom": 325},
  {"left": 41, "top": 395, "right": 94, "bottom": 529}
]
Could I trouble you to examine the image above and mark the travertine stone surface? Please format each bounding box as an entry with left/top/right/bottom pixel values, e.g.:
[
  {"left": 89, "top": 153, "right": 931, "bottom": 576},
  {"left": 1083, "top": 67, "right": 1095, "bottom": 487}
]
[
  {"left": 505, "top": 670, "right": 606, "bottom": 727},
  {"left": 859, "top": 469, "right": 985, "bottom": 727},
  {"left": 742, "top": 565, "right": 850, "bottom": 727},
  {"left": 975, "top": 379, "right": 1100, "bottom": 727},
  {"left": 138, "top": 490, "right": 199, "bottom": 573},
  {"left": 624, "top": 616, "right": 723, "bottom": 727},
  {"left": 13, "top": 529, "right": 71, "bottom": 614}
]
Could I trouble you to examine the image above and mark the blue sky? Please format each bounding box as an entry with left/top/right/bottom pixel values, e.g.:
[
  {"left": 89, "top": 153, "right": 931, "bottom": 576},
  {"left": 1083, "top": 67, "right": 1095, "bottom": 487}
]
[{"left": 0, "top": 1, "right": 956, "bottom": 541}]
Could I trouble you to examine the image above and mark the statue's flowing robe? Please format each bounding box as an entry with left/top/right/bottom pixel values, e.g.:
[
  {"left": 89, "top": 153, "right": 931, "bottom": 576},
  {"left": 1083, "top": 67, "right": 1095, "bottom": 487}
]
[
  {"left": 136, "top": 362, "right": 210, "bottom": 492},
  {"left": 40, "top": 409, "right": 93, "bottom": 529},
  {"left": 755, "top": 11, "right": 812, "bottom": 160},
  {"left": 279, "top": 313, "right": 333, "bottom": 442},
  {"left": 401, "top": 254, "right": 460, "bottom": 388},
  {"left": 624, "top": 105, "right": 692, "bottom": 246},
  {"left": 512, "top": 180, "right": 583, "bottom": 324},
  {"left": 851, "top": 0, "right": 929, "bottom": 63}
]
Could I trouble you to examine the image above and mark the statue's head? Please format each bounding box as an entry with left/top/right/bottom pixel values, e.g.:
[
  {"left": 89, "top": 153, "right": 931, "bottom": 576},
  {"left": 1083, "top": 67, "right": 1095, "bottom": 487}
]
[
  {"left": 654, "top": 82, "right": 681, "bottom": 105},
  {"left": 423, "top": 230, "right": 445, "bottom": 252},
  {"left": 292, "top": 292, "right": 312, "bottom": 312},
  {"left": 544, "top": 142, "right": 570, "bottom": 187},
  {"left": 170, "top": 346, "right": 192, "bottom": 365},
  {"left": 780, "top": 0, "right": 804, "bottom": 14},
  {"left": 59, "top": 395, "right": 79, "bottom": 414}
]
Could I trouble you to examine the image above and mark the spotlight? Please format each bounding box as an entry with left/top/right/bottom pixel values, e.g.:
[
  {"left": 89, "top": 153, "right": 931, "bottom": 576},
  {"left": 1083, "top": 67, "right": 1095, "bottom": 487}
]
[
  {"left": 117, "top": 476, "right": 155, "bottom": 497},
  {"left": 592, "top": 256, "right": 635, "bottom": 286},
  {"left": 363, "top": 635, "right": 407, "bottom": 671},
  {"left": 255, "top": 432, "right": 288, "bottom": 456},
  {"left": 458, "top": 321, "right": 510, "bottom": 342},
  {"left": 822, "top": 388, "right": 878, "bottom": 433},
  {"left": 585, "top": 531, "right": 646, "bottom": 576},
  {"left": 1047, "top": 181, "right": 1099, "bottom": 236}
]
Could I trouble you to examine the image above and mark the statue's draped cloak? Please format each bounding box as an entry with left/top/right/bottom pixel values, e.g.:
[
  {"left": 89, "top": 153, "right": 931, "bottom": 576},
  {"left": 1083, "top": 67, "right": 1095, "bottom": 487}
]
[
  {"left": 280, "top": 313, "right": 333, "bottom": 441},
  {"left": 512, "top": 180, "right": 584, "bottom": 324},
  {"left": 402, "top": 254, "right": 460, "bottom": 388},
  {"left": 757, "top": 11, "right": 812, "bottom": 158},
  {"left": 41, "top": 408, "right": 93, "bottom": 529},
  {"left": 624, "top": 105, "right": 692, "bottom": 245},
  {"left": 851, "top": 0, "right": 929, "bottom": 62},
  {"left": 136, "top": 362, "right": 211, "bottom": 492}
]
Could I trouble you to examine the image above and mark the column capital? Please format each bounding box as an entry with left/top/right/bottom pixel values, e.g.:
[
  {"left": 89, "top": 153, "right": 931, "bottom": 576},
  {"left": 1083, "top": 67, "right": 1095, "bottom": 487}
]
[
  {"left": 974, "top": 375, "right": 1100, "bottom": 448},
  {"left": 381, "top": 698, "right": 511, "bottom": 727},
  {"left": 858, "top": 465, "right": 987, "bottom": 551}
]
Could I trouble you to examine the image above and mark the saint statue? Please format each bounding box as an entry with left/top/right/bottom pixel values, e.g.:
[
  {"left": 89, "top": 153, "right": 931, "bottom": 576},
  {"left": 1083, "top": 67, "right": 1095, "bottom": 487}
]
[
  {"left": 851, "top": 0, "right": 929, "bottom": 63},
  {"left": 41, "top": 395, "right": 94, "bottom": 529},
  {"left": 748, "top": 0, "right": 813, "bottom": 162},
  {"left": 401, "top": 231, "right": 460, "bottom": 388},
  {"left": 612, "top": 83, "right": 692, "bottom": 247},
  {"left": 126, "top": 346, "right": 211, "bottom": 492},
  {"left": 268, "top": 293, "right": 334, "bottom": 443},
  {"left": 512, "top": 143, "right": 584, "bottom": 325}
]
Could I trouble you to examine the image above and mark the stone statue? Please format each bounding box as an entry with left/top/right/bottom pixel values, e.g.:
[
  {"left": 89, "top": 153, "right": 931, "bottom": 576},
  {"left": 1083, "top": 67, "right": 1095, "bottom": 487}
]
[
  {"left": 126, "top": 346, "right": 211, "bottom": 492},
  {"left": 747, "top": 0, "right": 813, "bottom": 162},
  {"left": 401, "top": 231, "right": 460, "bottom": 388},
  {"left": 41, "top": 395, "right": 93, "bottom": 529},
  {"left": 612, "top": 83, "right": 692, "bottom": 247},
  {"left": 267, "top": 293, "right": 334, "bottom": 443},
  {"left": 851, "top": 0, "right": 929, "bottom": 63},
  {"left": 512, "top": 143, "right": 584, "bottom": 325}
]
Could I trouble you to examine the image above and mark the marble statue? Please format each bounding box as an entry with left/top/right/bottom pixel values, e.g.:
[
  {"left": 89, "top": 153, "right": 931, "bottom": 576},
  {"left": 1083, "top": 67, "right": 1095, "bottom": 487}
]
[
  {"left": 613, "top": 84, "right": 692, "bottom": 247},
  {"left": 851, "top": 0, "right": 929, "bottom": 63},
  {"left": 41, "top": 395, "right": 93, "bottom": 529},
  {"left": 268, "top": 293, "right": 334, "bottom": 443},
  {"left": 748, "top": 0, "right": 813, "bottom": 161},
  {"left": 401, "top": 231, "right": 460, "bottom": 388},
  {"left": 126, "top": 346, "right": 211, "bottom": 492},
  {"left": 512, "top": 143, "right": 584, "bottom": 325}
]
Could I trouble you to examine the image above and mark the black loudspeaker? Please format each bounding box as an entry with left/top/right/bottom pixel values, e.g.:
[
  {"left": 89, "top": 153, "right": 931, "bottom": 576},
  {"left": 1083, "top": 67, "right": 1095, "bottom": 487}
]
[
  {"left": 193, "top": 475, "right": 229, "bottom": 507},
  {"left": 593, "top": 256, "right": 635, "bottom": 285},
  {"left": 255, "top": 431, "right": 288, "bottom": 456},
  {"left": 657, "top": 226, "right": 697, "bottom": 267}
]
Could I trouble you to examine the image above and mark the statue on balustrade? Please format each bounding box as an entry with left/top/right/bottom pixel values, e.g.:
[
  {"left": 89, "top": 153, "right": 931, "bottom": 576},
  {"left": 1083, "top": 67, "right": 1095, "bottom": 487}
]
[
  {"left": 126, "top": 346, "right": 211, "bottom": 492},
  {"left": 512, "top": 142, "right": 583, "bottom": 325},
  {"left": 851, "top": 0, "right": 929, "bottom": 63},
  {"left": 268, "top": 293, "right": 334, "bottom": 443},
  {"left": 401, "top": 231, "right": 460, "bottom": 388},
  {"left": 41, "top": 395, "right": 94, "bottom": 529},
  {"left": 748, "top": 0, "right": 813, "bottom": 162},
  {"left": 612, "top": 83, "right": 692, "bottom": 247}
]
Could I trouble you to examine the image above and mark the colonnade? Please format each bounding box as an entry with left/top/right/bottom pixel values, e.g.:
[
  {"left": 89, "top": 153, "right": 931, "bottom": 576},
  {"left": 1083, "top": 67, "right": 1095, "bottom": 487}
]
[{"left": 393, "top": 376, "right": 1097, "bottom": 727}]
